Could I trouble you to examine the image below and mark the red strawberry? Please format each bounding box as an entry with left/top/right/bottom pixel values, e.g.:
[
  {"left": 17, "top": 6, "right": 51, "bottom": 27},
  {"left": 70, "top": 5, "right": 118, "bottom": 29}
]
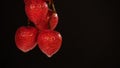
[
  {"left": 49, "top": 12, "right": 58, "bottom": 30},
  {"left": 46, "top": 9, "right": 58, "bottom": 30},
  {"left": 15, "top": 26, "right": 38, "bottom": 52},
  {"left": 37, "top": 30, "right": 62, "bottom": 57},
  {"left": 25, "top": 0, "right": 48, "bottom": 25}
]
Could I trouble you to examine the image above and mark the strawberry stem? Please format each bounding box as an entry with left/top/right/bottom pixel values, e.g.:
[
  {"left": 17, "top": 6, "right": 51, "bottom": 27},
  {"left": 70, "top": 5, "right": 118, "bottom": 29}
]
[
  {"left": 48, "top": 0, "right": 52, "bottom": 8},
  {"left": 51, "top": 0, "right": 56, "bottom": 12}
]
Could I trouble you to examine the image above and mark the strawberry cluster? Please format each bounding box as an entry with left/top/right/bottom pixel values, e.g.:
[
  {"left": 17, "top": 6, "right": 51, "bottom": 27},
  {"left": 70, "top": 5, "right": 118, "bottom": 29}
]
[{"left": 15, "top": 0, "right": 62, "bottom": 57}]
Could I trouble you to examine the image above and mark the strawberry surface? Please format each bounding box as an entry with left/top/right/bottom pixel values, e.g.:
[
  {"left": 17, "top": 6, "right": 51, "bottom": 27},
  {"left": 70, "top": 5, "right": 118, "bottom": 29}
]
[
  {"left": 37, "top": 30, "right": 62, "bottom": 57},
  {"left": 15, "top": 26, "right": 38, "bottom": 52},
  {"left": 25, "top": 0, "right": 48, "bottom": 25}
]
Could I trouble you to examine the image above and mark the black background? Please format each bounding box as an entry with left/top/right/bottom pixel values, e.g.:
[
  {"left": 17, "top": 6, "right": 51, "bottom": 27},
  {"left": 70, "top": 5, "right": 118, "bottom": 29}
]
[{"left": 1, "top": 0, "right": 120, "bottom": 68}]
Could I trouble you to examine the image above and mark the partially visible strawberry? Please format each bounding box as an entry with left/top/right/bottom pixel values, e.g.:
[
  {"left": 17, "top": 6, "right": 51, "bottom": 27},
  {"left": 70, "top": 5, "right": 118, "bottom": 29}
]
[
  {"left": 25, "top": 0, "right": 48, "bottom": 25},
  {"left": 37, "top": 30, "right": 62, "bottom": 57},
  {"left": 15, "top": 26, "right": 38, "bottom": 52},
  {"left": 46, "top": 9, "right": 58, "bottom": 30},
  {"left": 49, "top": 12, "right": 58, "bottom": 30}
]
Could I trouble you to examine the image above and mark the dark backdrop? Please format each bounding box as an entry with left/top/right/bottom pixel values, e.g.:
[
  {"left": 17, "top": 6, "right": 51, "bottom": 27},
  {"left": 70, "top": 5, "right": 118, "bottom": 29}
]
[{"left": 1, "top": 0, "right": 119, "bottom": 68}]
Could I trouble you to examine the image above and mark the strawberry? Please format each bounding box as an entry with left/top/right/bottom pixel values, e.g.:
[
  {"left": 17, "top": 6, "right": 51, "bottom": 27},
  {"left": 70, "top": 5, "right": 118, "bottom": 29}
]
[
  {"left": 49, "top": 12, "right": 58, "bottom": 30},
  {"left": 15, "top": 26, "right": 38, "bottom": 52},
  {"left": 25, "top": 0, "right": 48, "bottom": 25},
  {"left": 37, "top": 30, "right": 62, "bottom": 57},
  {"left": 45, "top": 9, "right": 58, "bottom": 30}
]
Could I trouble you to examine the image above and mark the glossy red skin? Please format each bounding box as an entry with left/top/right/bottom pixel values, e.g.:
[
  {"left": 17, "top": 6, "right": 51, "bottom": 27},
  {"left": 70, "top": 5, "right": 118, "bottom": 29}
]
[
  {"left": 37, "top": 30, "right": 62, "bottom": 57},
  {"left": 25, "top": 0, "right": 48, "bottom": 25},
  {"left": 15, "top": 26, "right": 38, "bottom": 52},
  {"left": 49, "top": 12, "right": 58, "bottom": 30},
  {"left": 45, "top": 10, "right": 58, "bottom": 30}
]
